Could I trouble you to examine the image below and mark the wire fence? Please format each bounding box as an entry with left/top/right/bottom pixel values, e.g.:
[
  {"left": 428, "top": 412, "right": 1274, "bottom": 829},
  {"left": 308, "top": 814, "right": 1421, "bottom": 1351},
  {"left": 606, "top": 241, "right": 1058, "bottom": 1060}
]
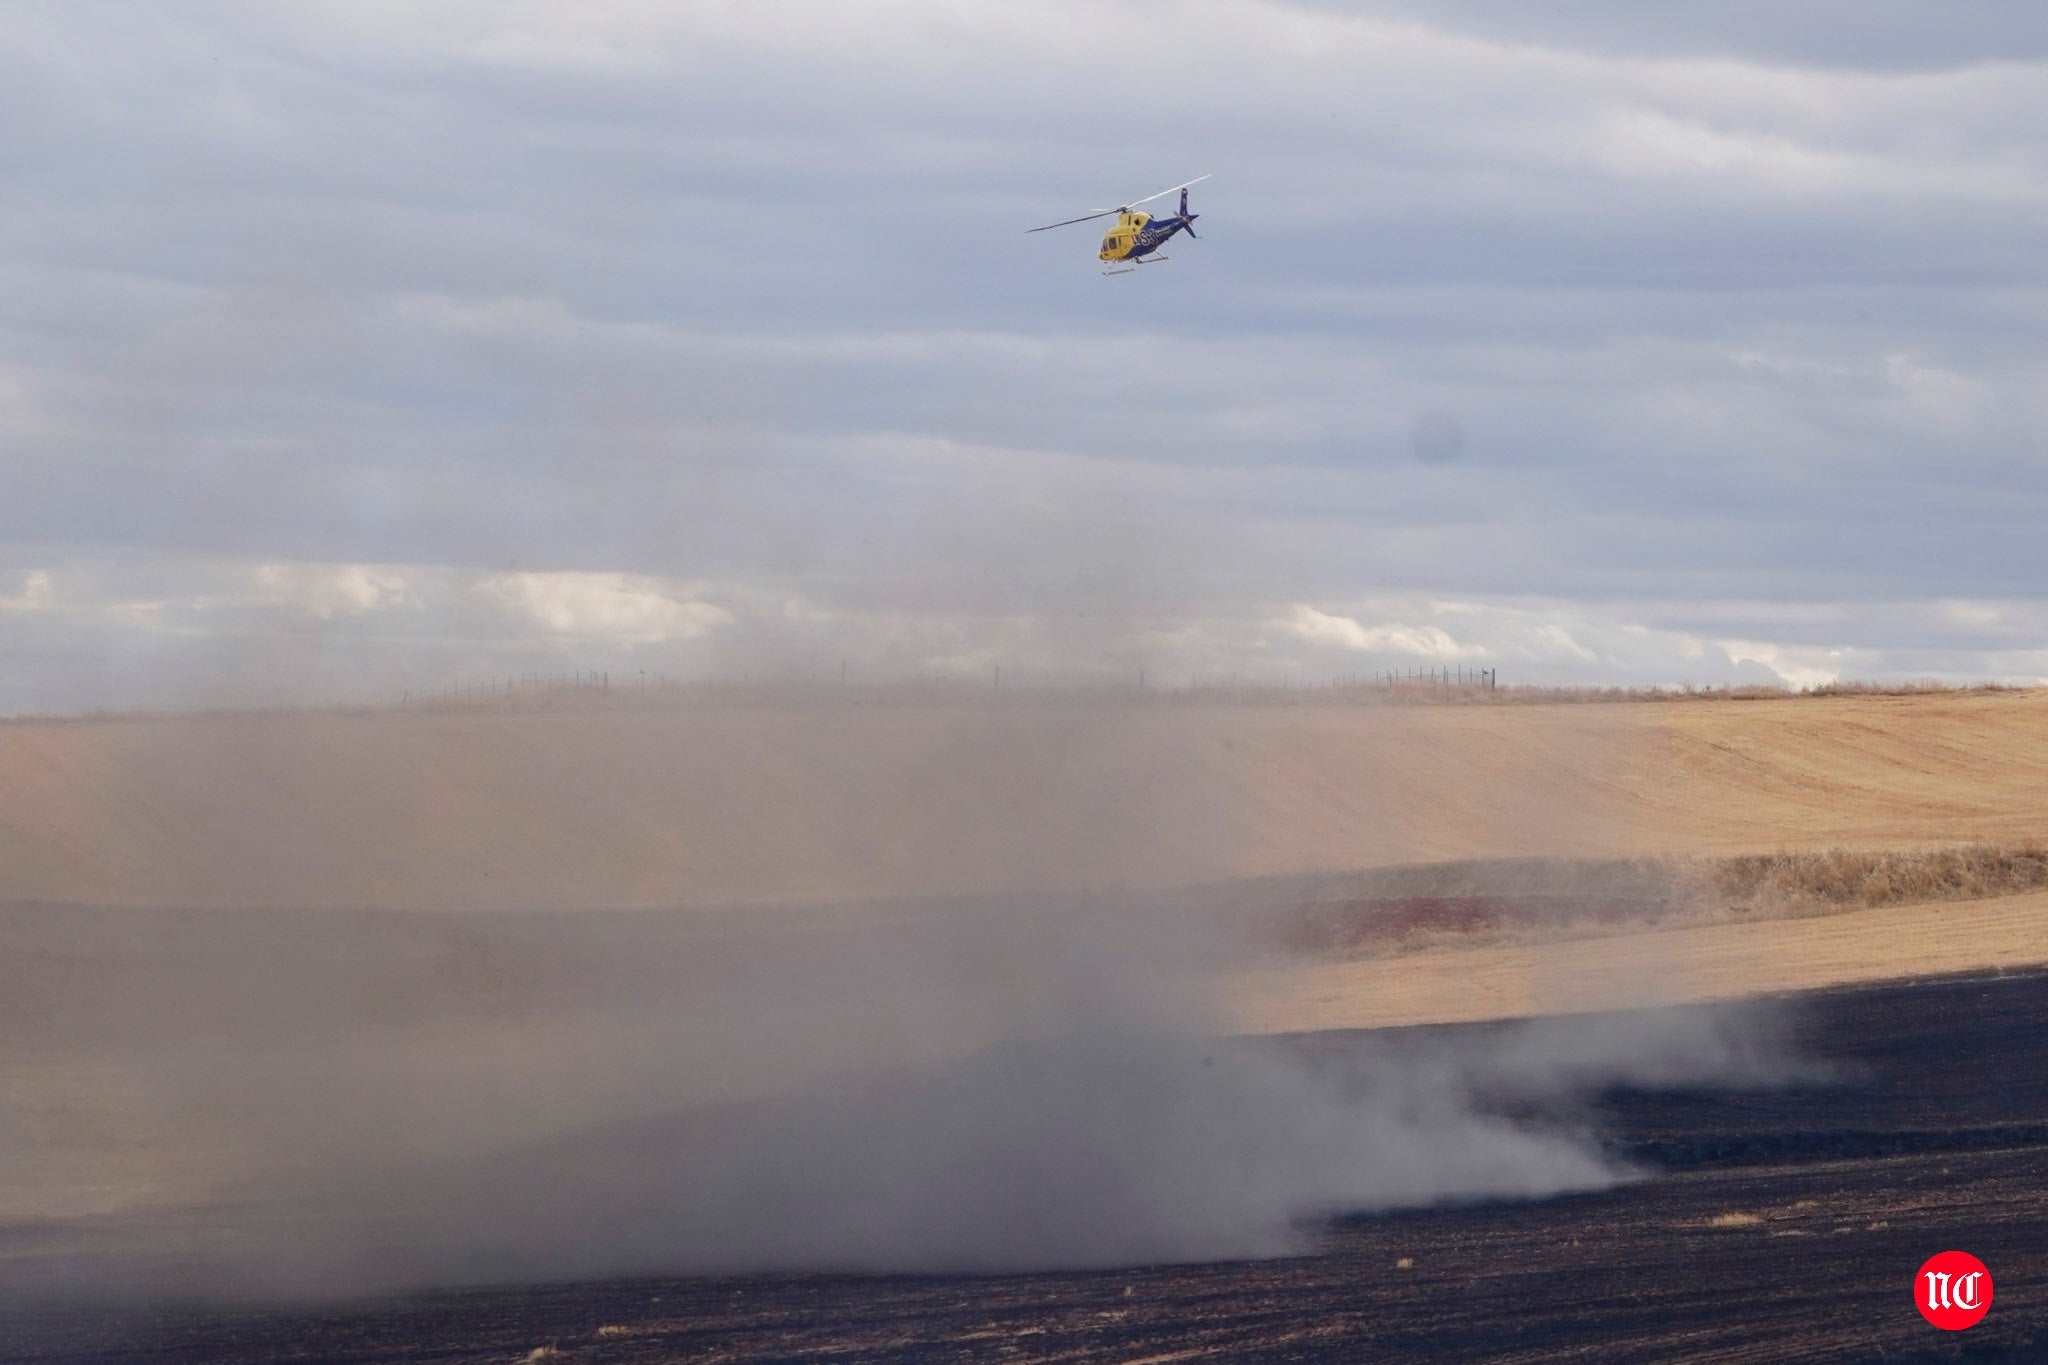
[
  {"left": 398, "top": 665, "right": 1505, "bottom": 710},
  {"left": 395, "top": 669, "right": 2034, "bottom": 712},
  {"left": 401, "top": 671, "right": 615, "bottom": 708},
  {"left": 1372, "top": 666, "right": 1498, "bottom": 691}
]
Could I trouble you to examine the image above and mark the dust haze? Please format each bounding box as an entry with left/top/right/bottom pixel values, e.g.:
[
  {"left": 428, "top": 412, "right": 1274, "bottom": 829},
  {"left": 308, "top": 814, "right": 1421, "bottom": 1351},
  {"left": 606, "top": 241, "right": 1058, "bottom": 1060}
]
[
  {"left": 0, "top": 694, "right": 1807, "bottom": 1303},
  {"left": 0, "top": 316, "right": 1801, "bottom": 1301}
]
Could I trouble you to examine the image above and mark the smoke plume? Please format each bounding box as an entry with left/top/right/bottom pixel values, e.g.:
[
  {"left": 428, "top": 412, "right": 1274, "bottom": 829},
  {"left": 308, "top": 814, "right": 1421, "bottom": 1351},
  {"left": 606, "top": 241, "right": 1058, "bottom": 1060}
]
[{"left": 5, "top": 870, "right": 1799, "bottom": 1300}]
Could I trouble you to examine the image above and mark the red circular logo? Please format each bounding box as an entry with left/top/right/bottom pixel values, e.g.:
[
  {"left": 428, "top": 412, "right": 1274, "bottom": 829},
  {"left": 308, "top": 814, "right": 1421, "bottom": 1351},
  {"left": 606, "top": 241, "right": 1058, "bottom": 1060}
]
[{"left": 1915, "top": 1251, "right": 1993, "bottom": 1329}]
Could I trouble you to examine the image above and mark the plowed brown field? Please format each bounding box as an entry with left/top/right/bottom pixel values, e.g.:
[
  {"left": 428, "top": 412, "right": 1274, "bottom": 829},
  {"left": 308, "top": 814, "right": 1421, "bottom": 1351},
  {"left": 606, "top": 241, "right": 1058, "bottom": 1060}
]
[{"left": 2, "top": 689, "right": 2043, "bottom": 911}]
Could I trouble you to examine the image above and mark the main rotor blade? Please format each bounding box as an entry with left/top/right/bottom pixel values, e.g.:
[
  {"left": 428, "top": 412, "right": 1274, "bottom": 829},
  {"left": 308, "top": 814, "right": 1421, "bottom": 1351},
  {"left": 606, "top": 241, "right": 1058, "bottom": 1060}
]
[
  {"left": 1025, "top": 208, "right": 1120, "bottom": 233},
  {"left": 1121, "top": 173, "right": 1211, "bottom": 211},
  {"left": 1025, "top": 175, "right": 1211, "bottom": 232}
]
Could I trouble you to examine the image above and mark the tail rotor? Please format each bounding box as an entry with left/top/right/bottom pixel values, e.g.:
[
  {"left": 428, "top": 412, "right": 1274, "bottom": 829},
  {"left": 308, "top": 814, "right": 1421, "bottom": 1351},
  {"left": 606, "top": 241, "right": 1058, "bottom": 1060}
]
[{"left": 1180, "top": 186, "right": 1199, "bottom": 238}]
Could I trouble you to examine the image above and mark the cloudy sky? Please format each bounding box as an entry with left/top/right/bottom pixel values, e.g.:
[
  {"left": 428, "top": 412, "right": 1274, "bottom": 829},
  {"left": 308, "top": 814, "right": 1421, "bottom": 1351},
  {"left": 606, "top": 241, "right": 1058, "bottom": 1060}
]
[{"left": 6, "top": 1, "right": 2048, "bottom": 710}]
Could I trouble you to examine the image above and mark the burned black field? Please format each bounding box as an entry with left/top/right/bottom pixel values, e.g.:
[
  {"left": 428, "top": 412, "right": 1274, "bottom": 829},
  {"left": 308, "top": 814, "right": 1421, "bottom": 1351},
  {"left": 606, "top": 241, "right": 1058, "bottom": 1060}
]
[{"left": 6, "top": 970, "right": 2044, "bottom": 1364}]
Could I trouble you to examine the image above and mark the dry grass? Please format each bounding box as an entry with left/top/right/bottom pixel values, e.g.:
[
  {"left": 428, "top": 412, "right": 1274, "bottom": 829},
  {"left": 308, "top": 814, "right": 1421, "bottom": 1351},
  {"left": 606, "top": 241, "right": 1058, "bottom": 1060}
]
[
  {"left": 7, "top": 675, "right": 2026, "bottom": 728},
  {"left": 375, "top": 675, "right": 2034, "bottom": 716},
  {"left": 1706, "top": 1212, "right": 1763, "bottom": 1228},
  {"left": 1149, "top": 678, "right": 2027, "bottom": 708},
  {"left": 1278, "top": 843, "right": 2048, "bottom": 958},
  {"left": 1369, "top": 680, "right": 2032, "bottom": 707},
  {"left": 1710, "top": 843, "right": 2048, "bottom": 918}
]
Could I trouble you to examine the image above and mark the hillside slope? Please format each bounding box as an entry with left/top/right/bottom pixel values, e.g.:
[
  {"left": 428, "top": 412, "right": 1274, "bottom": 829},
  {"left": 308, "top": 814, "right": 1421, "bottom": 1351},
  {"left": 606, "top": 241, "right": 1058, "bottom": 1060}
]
[
  {"left": 0, "top": 690, "right": 2043, "bottom": 911},
  {"left": 1233, "top": 890, "right": 2048, "bottom": 1030}
]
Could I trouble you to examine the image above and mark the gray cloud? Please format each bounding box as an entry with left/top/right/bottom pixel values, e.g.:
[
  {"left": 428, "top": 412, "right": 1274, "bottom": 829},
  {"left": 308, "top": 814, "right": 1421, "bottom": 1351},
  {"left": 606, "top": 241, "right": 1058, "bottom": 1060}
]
[
  {"left": 5, "top": 1, "right": 2048, "bottom": 708},
  {"left": 1336, "top": 2, "right": 2048, "bottom": 72}
]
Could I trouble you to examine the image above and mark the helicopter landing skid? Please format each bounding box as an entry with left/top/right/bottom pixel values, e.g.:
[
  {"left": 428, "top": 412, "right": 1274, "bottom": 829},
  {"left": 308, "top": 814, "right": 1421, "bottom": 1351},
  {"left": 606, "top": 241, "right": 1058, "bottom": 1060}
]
[{"left": 1103, "top": 256, "right": 1168, "bottom": 277}]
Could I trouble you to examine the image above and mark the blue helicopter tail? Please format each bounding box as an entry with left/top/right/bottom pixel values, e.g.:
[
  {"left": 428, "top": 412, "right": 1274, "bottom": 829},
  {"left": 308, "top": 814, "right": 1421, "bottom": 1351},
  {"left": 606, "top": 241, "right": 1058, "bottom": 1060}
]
[{"left": 1180, "top": 186, "right": 1199, "bottom": 237}]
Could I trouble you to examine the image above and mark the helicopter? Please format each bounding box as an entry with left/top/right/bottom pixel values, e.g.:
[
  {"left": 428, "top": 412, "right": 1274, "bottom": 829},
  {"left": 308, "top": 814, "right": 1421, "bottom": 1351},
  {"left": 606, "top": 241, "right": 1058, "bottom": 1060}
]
[{"left": 1027, "top": 175, "right": 1210, "bottom": 275}]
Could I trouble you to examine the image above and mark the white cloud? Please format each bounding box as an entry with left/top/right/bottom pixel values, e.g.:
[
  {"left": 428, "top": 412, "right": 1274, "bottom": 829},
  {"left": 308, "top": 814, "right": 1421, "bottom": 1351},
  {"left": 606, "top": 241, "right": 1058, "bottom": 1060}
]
[
  {"left": 1943, "top": 599, "right": 2003, "bottom": 628},
  {"left": 481, "top": 571, "right": 733, "bottom": 645},
  {"left": 1716, "top": 638, "right": 1841, "bottom": 690},
  {"left": 251, "top": 563, "right": 418, "bottom": 619},
  {"left": 394, "top": 293, "right": 585, "bottom": 343},
  {"left": 1585, "top": 105, "right": 2048, "bottom": 201},
  {"left": 0, "top": 365, "right": 52, "bottom": 442},
  {"left": 0, "top": 570, "right": 56, "bottom": 612},
  {"left": 1885, "top": 353, "right": 1992, "bottom": 423},
  {"left": 1281, "top": 606, "right": 1479, "bottom": 659},
  {"left": 1591, "top": 108, "right": 1867, "bottom": 191},
  {"left": 1529, "top": 623, "right": 1599, "bottom": 664},
  {"left": 1729, "top": 350, "right": 1854, "bottom": 382},
  {"left": 1270, "top": 598, "right": 1852, "bottom": 688}
]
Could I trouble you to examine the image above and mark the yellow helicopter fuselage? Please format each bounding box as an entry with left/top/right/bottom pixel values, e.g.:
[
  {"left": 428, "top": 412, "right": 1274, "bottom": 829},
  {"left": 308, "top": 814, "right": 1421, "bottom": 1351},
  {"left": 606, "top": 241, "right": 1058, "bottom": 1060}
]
[{"left": 1099, "top": 211, "right": 1150, "bottom": 262}]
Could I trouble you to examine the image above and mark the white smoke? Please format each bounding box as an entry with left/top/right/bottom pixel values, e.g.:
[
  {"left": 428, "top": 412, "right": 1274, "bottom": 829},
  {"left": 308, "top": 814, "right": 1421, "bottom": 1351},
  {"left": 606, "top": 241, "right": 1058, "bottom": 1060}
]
[{"left": 6, "top": 890, "right": 1801, "bottom": 1298}]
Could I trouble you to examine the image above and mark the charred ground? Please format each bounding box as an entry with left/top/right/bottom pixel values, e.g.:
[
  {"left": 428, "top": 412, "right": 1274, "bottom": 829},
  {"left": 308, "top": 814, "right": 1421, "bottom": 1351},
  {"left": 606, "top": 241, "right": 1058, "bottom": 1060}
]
[{"left": 4, "top": 969, "right": 2042, "bottom": 1364}]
